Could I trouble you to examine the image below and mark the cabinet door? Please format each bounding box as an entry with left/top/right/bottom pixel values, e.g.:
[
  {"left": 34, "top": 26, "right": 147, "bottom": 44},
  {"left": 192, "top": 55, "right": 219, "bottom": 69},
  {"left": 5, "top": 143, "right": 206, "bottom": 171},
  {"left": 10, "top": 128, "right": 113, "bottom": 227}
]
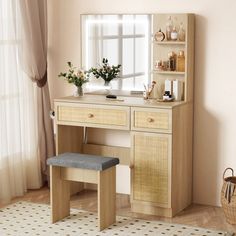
[{"left": 131, "top": 132, "right": 171, "bottom": 207}]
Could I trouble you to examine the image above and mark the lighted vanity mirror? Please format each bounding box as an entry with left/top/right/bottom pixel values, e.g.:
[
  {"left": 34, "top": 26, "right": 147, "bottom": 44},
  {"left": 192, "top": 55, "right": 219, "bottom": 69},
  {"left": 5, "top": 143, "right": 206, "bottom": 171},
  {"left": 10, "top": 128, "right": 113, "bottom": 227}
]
[{"left": 81, "top": 14, "right": 152, "bottom": 92}]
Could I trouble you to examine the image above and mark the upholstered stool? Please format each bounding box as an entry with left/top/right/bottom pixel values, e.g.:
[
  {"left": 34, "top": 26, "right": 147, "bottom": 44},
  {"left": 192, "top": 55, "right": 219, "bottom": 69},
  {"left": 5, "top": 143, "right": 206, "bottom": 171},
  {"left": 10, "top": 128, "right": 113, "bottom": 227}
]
[{"left": 47, "top": 153, "right": 119, "bottom": 231}]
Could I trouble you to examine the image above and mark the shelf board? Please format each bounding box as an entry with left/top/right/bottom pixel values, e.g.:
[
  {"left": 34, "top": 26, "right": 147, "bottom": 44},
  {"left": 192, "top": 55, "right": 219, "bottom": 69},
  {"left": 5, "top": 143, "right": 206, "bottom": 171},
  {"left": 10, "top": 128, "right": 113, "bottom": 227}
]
[
  {"left": 153, "top": 70, "right": 185, "bottom": 75},
  {"left": 153, "top": 41, "right": 186, "bottom": 45}
]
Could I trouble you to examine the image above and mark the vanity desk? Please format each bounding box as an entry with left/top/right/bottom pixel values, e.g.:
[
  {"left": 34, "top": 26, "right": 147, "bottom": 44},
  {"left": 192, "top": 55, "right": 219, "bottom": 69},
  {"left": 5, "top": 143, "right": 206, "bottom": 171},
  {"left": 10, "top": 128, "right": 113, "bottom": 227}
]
[
  {"left": 54, "top": 95, "right": 193, "bottom": 217},
  {"left": 55, "top": 12, "right": 194, "bottom": 217}
]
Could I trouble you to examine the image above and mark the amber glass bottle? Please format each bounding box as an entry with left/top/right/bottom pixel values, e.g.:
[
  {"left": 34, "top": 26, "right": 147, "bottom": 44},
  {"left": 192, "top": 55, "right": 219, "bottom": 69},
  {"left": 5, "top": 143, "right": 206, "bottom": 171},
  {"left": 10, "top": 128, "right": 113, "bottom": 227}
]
[{"left": 177, "top": 51, "right": 185, "bottom": 72}]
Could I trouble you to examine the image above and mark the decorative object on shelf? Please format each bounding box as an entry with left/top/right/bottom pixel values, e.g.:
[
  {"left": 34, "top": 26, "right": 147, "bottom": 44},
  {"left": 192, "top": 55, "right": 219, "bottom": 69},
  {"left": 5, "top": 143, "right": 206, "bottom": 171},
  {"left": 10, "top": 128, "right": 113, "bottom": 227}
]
[
  {"left": 173, "top": 79, "right": 183, "bottom": 101},
  {"left": 167, "top": 51, "right": 177, "bottom": 71},
  {"left": 162, "top": 91, "right": 173, "bottom": 101},
  {"left": 154, "top": 29, "right": 165, "bottom": 41},
  {"left": 143, "top": 81, "right": 156, "bottom": 100},
  {"left": 155, "top": 60, "right": 163, "bottom": 71},
  {"left": 166, "top": 16, "right": 173, "bottom": 41},
  {"left": 162, "top": 61, "right": 168, "bottom": 71},
  {"left": 171, "top": 26, "right": 178, "bottom": 41},
  {"left": 155, "top": 50, "right": 186, "bottom": 73},
  {"left": 221, "top": 168, "right": 236, "bottom": 225},
  {"left": 155, "top": 60, "right": 166, "bottom": 72},
  {"left": 89, "top": 58, "right": 121, "bottom": 87},
  {"left": 177, "top": 50, "right": 185, "bottom": 72},
  {"left": 58, "top": 62, "right": 90, "bottom": 97},
  {"left": 178, "top": 22, "right": 185, "bottom": 41}
]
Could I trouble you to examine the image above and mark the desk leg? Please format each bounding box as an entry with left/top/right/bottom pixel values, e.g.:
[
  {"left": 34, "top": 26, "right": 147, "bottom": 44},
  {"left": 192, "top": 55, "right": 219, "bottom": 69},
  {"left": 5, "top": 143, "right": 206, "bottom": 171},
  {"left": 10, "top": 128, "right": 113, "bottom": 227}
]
[
  {"left": 50, "top": 166, "right": 70, "bottom": 223},
  {"left": 98, "top": 167, "right": 116, "bottom": 231}
]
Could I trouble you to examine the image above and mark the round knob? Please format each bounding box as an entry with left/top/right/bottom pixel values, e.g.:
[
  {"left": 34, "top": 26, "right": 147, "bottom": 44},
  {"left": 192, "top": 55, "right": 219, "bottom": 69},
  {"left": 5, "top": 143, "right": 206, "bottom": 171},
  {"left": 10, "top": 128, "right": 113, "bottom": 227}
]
[
  {"left": 129, "top": 164, "right": 134, "bottom": 169},
  {"left": 88, "top": 113, "right": 94, "bottom": 118},
  {"left": 147, "top": 117, "right": 154, "bottom": 123}
]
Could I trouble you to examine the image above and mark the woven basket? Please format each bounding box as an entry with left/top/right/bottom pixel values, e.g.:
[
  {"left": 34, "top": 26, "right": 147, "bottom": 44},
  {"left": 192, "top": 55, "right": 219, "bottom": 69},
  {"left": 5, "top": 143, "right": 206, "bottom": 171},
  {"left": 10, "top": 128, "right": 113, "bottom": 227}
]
[{"left": 221, "top": 168, "right": 236, "bottom": 224}]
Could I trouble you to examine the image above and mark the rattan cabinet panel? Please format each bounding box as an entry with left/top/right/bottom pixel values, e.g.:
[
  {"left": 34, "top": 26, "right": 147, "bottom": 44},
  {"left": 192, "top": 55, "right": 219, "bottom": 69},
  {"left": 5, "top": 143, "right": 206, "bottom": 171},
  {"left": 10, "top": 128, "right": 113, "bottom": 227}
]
[{"left": 132, "top": 132, "right": 171, "bottom": 206}]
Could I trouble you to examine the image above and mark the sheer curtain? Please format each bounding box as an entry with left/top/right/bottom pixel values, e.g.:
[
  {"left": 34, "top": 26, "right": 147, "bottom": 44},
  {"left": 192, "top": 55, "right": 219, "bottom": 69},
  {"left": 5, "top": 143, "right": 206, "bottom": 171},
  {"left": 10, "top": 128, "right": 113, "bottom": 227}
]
[{"left": 0, "top": 0, "right": 42, "bottom": 204}]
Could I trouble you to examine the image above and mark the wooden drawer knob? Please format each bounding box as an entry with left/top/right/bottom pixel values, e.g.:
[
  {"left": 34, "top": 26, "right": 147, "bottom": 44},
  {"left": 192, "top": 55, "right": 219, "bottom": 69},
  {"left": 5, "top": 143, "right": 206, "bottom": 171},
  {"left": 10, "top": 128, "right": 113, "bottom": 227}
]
[
  {"left": 88, "top": 113, "right": 94, "bottom": 118},
  {"left": 147, "top": 117, "right": 154, "bottom": 123},
  {"left": 129, "top": 164, "right": 134, "bottom": 169}
]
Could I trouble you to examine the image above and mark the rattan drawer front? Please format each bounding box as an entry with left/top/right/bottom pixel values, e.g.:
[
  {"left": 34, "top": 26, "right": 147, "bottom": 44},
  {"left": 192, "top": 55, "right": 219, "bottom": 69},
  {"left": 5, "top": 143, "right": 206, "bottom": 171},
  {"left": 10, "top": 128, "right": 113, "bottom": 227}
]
[
  {"left": 132, "top": 132, "right": 170, "bottom": 206},
  {"left": 57, "top": 104, "right": 129, "bottom": 129},
  {"left": 132, "top": 108, "right": 172, "bottom": 133}
]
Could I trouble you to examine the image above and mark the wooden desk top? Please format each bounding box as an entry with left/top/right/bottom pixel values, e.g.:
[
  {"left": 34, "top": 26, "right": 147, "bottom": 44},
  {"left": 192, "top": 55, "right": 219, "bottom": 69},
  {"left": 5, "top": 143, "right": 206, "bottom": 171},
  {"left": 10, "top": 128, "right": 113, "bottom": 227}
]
[{"left": 54, "top": 95, "right": 187, "bottom": 109}]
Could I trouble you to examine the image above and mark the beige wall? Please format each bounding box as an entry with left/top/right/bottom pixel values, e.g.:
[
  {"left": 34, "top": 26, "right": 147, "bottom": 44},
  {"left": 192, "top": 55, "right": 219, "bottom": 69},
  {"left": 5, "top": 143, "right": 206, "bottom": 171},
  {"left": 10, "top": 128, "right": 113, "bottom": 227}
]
[{"left": 48, "top": 0, "right": 236, "bottom": 206}]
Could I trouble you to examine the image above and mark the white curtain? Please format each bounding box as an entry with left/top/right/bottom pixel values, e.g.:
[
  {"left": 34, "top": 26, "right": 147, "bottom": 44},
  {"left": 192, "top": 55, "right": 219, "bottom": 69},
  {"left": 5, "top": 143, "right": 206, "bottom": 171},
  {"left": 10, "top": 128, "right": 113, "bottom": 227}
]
[{"left": 0, "top": 0, "right": 42, "bottom": 204}]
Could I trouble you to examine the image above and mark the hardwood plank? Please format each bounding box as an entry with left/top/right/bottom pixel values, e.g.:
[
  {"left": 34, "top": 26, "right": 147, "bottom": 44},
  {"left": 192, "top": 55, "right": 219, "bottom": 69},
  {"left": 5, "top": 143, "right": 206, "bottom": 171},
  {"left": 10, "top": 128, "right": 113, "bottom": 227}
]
[
  {"left": 98, "top": 167, "right": 116, "bottom": 231},
  {"left": 50, "top": 166, "right": 70, "bottom": 223}
]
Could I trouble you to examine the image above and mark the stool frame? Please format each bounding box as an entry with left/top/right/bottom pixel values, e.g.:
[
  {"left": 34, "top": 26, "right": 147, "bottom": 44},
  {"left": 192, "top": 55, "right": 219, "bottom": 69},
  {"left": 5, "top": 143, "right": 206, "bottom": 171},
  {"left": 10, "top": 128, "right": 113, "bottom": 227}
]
[{"left": 50, "top": 165, "right": 116, "bottom": 231}]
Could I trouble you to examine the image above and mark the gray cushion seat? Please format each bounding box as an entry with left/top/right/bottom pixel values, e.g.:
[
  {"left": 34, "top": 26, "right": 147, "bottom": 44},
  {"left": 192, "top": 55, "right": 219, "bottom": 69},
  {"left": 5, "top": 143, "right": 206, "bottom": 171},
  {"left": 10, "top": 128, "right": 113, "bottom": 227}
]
[{"left": 47, "top": 153, "right": 119, "bottom": 171}]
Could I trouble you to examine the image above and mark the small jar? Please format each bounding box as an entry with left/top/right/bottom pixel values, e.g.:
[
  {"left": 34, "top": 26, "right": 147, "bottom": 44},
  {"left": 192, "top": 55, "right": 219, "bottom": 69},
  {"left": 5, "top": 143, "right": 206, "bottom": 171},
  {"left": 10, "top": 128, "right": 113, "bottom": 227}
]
[
  {"left": 163, "top": 91, "right": 172, "bottom": 100},
  {"left": 155, "top": 60, "right": 163, "bottom": 71},
  {"left": 162, "top": 61, "right": 168, "bottom": 71}
]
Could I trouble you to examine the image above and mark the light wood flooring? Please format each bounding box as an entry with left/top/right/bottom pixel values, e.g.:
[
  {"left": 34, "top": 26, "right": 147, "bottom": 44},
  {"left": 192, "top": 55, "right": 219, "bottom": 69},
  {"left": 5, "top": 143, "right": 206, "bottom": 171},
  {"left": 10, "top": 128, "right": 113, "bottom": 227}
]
[{"left": 1, "top": 186, "right": 235, "bottom": 234}]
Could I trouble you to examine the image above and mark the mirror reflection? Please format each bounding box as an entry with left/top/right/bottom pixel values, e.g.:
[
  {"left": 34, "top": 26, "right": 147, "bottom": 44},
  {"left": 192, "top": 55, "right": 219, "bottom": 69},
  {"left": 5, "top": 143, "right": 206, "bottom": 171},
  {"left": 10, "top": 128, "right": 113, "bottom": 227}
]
[{"left": 81, "top": 14, "right": 151, "bottom": 91}]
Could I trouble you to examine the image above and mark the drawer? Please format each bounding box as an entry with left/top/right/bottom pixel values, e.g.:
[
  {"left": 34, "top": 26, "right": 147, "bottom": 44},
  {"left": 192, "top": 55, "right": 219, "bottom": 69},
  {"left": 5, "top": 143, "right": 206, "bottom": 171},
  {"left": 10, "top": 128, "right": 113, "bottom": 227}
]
[
  {"left": 131, "top": 107, "right": 172, "bottom": 133},
  {"left": 56, "top": 103, "right": 130, "bottom": 130}
]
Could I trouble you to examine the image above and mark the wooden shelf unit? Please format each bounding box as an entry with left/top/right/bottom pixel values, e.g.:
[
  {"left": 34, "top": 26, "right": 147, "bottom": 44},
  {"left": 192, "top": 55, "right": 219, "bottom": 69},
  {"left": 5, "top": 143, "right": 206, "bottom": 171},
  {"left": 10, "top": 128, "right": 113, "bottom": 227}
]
[
  {"left": 131, "top": 13, "right": 194, "bottom": 216},
  {"left": 152, "top": 13, "right": 194, "bottom": 102}
]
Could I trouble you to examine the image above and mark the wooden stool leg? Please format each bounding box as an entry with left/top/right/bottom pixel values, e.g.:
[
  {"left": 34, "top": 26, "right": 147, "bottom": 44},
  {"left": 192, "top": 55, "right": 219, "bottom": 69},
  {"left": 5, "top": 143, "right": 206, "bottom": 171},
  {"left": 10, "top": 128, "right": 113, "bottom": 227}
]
[
  {"left": 50, "top": 166, "right": 70, "bottom": 223},
  {"left": 98, "top": 166, "right": 116, "bottom": 231}
]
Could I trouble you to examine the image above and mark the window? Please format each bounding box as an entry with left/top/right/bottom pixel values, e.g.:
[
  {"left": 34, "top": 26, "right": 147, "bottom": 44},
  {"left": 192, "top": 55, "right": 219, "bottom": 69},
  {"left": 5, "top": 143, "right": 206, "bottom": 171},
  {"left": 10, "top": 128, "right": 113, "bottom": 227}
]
[{"left": 81, "top": 14, "right": 151, "bottom": 91}]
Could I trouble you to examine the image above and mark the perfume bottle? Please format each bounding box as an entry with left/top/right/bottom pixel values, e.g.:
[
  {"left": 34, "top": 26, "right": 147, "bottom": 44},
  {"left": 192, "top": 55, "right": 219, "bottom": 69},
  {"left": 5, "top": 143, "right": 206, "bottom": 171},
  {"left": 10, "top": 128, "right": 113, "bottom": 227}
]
[
  {"left": 171, "top": 26, "right": 178, "bottom": 41},
  {"left": 167, "top": 51, "right": 176, "bottom": 71},
  {"left": 178, "top": 22, "right": 185, "bottom": 41},
  {"left": 154, "top": 29, "right": 165, "bottom": 41},
  {"left": 166, "top": 16, "right": 173, "bottom": 41},
  {"left": 177, "top": 50, "right": 185, "bottom": 72}
]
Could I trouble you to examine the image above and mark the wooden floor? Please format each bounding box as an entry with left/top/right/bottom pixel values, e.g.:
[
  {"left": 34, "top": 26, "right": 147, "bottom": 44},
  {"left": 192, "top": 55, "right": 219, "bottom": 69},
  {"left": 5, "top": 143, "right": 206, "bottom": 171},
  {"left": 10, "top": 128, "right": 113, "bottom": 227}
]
[{"left": 1, "top": 186, "right": 235, "bottom": 234}]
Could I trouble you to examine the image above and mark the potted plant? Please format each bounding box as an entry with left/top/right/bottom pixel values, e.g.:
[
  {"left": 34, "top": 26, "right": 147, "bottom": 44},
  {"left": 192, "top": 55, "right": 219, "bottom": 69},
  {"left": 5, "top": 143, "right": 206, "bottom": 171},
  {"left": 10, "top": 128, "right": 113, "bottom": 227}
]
[
  {"left": 58, "top": 62, "right": 90, "bottom": 97},
  {"left": 89, "top": 58, "right": 121, "bottom": 87}
]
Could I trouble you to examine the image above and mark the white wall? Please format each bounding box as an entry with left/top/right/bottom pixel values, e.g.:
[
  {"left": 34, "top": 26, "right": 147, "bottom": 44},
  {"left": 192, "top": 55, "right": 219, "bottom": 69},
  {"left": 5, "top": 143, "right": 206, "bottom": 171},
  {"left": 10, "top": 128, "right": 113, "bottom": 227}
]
[{"left": 48, "top": 0, "right": 236, "bottom": 206}]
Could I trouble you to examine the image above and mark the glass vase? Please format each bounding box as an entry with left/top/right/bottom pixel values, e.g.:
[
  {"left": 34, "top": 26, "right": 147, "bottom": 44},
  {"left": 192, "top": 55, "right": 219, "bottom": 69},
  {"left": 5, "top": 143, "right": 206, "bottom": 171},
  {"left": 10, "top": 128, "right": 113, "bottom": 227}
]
[
  {"left": 103, "top": 80, "right": 112, "bottom": 94},
  {"left": 74, "top": 86, "right": 84, "bottom": 97},
  {"left": 104, "top": 80, "right": 111, "bottom": 87}
]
